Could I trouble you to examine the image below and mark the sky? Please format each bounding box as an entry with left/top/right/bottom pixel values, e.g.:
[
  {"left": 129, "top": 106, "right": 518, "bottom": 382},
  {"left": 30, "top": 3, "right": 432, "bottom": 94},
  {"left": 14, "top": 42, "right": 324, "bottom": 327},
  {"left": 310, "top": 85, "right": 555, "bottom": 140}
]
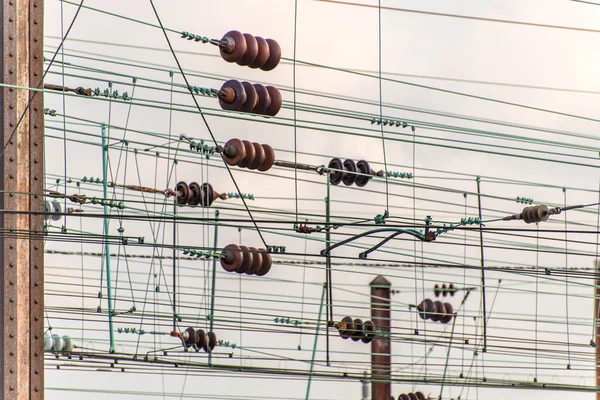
[{"left": 41, "top": 0, "right": 600, "bottom": 399}]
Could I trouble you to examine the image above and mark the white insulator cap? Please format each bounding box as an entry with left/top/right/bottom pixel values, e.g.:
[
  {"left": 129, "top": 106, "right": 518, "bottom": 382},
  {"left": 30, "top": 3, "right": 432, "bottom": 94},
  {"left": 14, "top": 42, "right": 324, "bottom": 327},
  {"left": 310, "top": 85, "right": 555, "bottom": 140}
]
[
  {"left": 51, "top": 200, "right": 62, "bottom": 221},
  {"left": 62, "top": 335, "right": 74, "bottom": 354},
  {"left": 44, "top": 201, "right": 53, "bottom": 221},
  {"left": 44, "top": 331, "right": 53, "bottom": 351},
  {"left": 52, "top": 334, "right": 64, "bottom": 352}
]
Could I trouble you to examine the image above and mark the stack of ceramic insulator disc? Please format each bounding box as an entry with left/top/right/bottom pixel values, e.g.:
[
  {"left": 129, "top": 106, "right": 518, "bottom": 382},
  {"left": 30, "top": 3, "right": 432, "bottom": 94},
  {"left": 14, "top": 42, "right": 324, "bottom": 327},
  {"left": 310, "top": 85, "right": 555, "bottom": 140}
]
[
  {"left": 521, "top": 204, "right": 549, "bottom": 223},
  {"left": 175, "top": 182, "right": 225, "bottom": 207},
  {"left": 398, "top": 392, "right": 426, "bottom": 400},
  {"left": 433, "top": 283, "right": 456, "bottom": 297},
  {"left": 220, "top": 244, "right": 272, "bottom": 276},
  {"left": 221, "top": 138, "right": 275, "bottom": 171},
  {"left": 44, "top": 331, "right": 74, "bottom": 354},
  {"left": 335, "top": 316, "right": 376, "bottom": 343},
  {"left": 176, "top": 327, "right": 217, "bottom": 353},
  {"left": 328, "top": 158, "right": 380, "bottom": 187},
  {"left": 416, "top": 299, "right": 454, "bottom": 324},
  {"left": 218, "top": 80, "right": 282, "bottom": 116},
  {"left": 218, "top": 31, "right": 281, "bottom": 71},
  {"left": 44, "top": 199, "right": 62, "bottom": 221}
]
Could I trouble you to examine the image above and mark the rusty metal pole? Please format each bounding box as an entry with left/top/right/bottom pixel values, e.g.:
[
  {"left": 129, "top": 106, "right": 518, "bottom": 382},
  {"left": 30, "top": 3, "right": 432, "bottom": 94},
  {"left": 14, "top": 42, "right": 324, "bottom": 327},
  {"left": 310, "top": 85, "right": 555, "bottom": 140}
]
[
  {"left": 370, "top": 275, "right": 391, "bottom": 400},
  {"left": 2, "top": 0, "right": 45, "bottom": 398},
  {"left": 595, "top": 259, "right": 600, "bottom": 399}
]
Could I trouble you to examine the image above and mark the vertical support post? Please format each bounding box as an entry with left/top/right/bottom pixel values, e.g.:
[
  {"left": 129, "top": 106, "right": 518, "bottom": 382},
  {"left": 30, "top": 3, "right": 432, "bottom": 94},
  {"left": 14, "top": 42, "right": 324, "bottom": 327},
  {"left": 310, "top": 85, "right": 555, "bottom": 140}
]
[
  {"left": 101, "top": 124, "right": 115, "bottom": 353},
  {"left": 2, "top": 0, "right": 45, "bottom": 398},
  {"left": 209, "top": 209, "right": 219, "bottom": 367},
  {"left": 325, "top": 173, "right": 331, "bottom": 364},
  {"left": 305, "top": 282, "right": 326, "bottom": 400},
  {"left": 476, "top": 177, "right": 487, "bottom": 352},
  {"left": 172, "top": 200, "right": 177, "bottom": 331},
  {"left": 28, "top": 0, "right": 44, "bottom": 396},
  {"left": 595, "top": 259, "right": 600, "bottom": 399},
  {"left": 370, "top": 275, "right": 391, "bottom": 400}
]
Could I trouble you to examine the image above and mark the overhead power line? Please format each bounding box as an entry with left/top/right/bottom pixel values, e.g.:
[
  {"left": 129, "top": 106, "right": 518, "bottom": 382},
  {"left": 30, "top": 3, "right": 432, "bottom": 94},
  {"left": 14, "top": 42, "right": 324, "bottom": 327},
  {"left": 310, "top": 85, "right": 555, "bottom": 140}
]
[{"left": 315, "top": 0, "right": 600, "bottom": 34}]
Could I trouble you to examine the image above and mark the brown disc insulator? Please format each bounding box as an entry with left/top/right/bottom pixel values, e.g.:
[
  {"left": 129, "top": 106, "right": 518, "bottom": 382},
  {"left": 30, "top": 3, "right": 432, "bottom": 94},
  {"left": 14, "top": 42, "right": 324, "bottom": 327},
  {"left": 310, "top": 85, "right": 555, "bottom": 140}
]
[
  {"left": 249, "top": 36, "right": 270, "bottom": 69},
  {"left": 222, "top": 138, "right": 247, "bottom": 166},
  {"left": 199, "top": 183, "right": 218, "bottom": 207},
  {"left": 351, "top": 318, "right": 364, "bottom": 342},
  {"left": 236, "top": 33, "right": 258, "bottom": 66},
  {"left": 240, "top": 81, "right": 258, "bottom": 112},
  {"left": 207, "top": 331, "right": 217, "bottom": 352},
  {"left": 361, "top": 320, "right": 376, "bottom": 344},
  {"left": 184, "top": 327, "right": 196, "bottom": 347},
  {"left": 248, "top": 142, "right": 266, "bottom": 170},
  {"left": 536, "top": 204, "right": 549, "bottom": 222},
  {"left": 399, "top": 394, "right": 410, "bottom": 400},
  {"left": 522, "top": 206, "right": 534, "bottom": 223},
  {"left": 220, "top": 244, "right": 243, "bottom": 272},
  {"left": 355, "top": 160, "right": 372, "bottom": 187},
  {"left": 408, "top": 394, "right": 419, "bottom": 400},
  {"left": 430, "top": 300, "right": 446, "bottom": 322},
  {"left": 219, "top": 79, "right": 247, "bottom": 111},
  {"left": 417, "top": 299, "right": 434, "bottom": 320},
  {"left": 261, "top": 38, "right": 282, "bottom": 71},
  {"left": 197, "top": 329, "right": 208, "bottom": 352},
  {"left": 219, "top": 30, "right": 247, "bottom": 63},
  {"left": 449, "top": 283, "right": 456, "bottom": 296},
  {"left": 440, "top": 302, "right": 454, "bottom": 324},
  {"left": 236, "top": 245, "right": 253, "bottom": 274},
  {"left": 252, "top": 84, "right": 271, "bottom": 114},
  {"left": 441, "top": 283, "right": 448, "bottom": 297},
  {"left": 187, "top": 182, "right": 202, "bottom": 206},
  {"left": 247, "top": 247, "right": 263, "bottom": 275},
  {"left": 175, "top": 181, "right": 190, "bottom": 205},
  {"left": 263, "top": 86, "right": 282, "bottom": 116},
  {"left": 342, "top": 159, "right": 357, "bottom": 186},
  {"left": 237, "top": 140, "right": 256, "bottom": 168},
  {"left": 255, "top": 249, "right": 272, "bottom": 276},
  {"left": 328, "top": 158, "right": 344, "bottom": 186},
  {"left": 258, "top": 144, "right": 276, "bottom": 172},
  {"left": 415, "top": 392, "right": 425, "bottom": 400},
  {"left": 433, "top": 284, "right": 441, "bottom": 297},
  {"left": 339, "top": 316, "right": 354, "bottom": 339}
]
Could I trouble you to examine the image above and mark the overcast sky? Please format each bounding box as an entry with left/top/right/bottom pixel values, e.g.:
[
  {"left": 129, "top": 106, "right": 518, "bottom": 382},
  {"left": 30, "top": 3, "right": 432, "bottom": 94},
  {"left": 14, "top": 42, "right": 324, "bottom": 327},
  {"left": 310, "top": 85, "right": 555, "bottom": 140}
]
[{"left": 41, "top": 1, "right": 600, "bottom": 399}]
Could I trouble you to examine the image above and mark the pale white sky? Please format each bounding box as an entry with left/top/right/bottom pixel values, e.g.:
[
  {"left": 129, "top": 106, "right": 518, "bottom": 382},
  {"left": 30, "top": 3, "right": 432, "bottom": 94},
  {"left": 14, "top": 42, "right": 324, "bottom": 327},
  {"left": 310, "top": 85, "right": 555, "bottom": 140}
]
[{"left": 42, "top": 1, "right": 600, "bottom": 399}]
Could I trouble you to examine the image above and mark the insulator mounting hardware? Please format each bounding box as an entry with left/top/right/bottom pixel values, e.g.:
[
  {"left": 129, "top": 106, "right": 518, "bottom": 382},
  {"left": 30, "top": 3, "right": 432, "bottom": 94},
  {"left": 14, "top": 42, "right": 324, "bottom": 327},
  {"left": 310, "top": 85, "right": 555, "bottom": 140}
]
[
  {"left": 328, "top": 158, "right": 384, "bottom": 187},
  {"left": 397, "top": 392, "right": 426, "bottom": 400},
  {"left": 218, "top": 31, "right": 281, "bottom": 71},
  {"left": 501, "top": 203, "right": 588, "bottom": 224},
  {"left": 44, "top": 83, "right": 92, "bottom": 96},
  {"left": 332, "top": 316, "right": 376, "bottom": 344},
  {"left": 219, "top": 138, "right": 276, "bottom": 172},
  {"left": 218, "top": 79, "right": 282, "bottom": 116},
  {"left": 413, "top": 299, "right": 455, "bottom": 324},
  {"left": 220, "top": 244, "right": 273, "bottom": 276},
  {"left": 433, "top": 283, "right": 456, "bottom": 297},
  {"left": 170, "top": 327, "right": 217, "bottom": 353},
  {"left": 175, "top": 181, "right": 227, "bottom": 207},
  {"left": 44, "top": 331, "right": 75, "bottom": 355}
]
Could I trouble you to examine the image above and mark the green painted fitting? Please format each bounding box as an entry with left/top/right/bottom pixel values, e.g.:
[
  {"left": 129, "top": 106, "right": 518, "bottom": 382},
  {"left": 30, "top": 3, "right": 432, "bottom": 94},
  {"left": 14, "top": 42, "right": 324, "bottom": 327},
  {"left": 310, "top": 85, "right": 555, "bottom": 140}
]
[
  {"left": 374, "top": 210, "right": 389, "bottom": 225},
  {"left": 516, "top": 196, "right": 533, "bottom": 205},
  {"left": 218, "top": 340, "right": 237, "bottom": 349},
  {"left": 227, "top": 192, "right": 254, "bottom": 200},
  {"left": 180, "top": 31, "right": 211, "bottom": 43},
  {"left": 43, "top": 108, "right": 57, "bottom": 116},
  {"left": 274, "top": 317, "right": 302, "bottom": 326},
  {"left": 386, "top": 170, "right": 413, "bottom": 179},
  {"left": 436, "top": 217, "right": 482, "bottom": 235}
]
